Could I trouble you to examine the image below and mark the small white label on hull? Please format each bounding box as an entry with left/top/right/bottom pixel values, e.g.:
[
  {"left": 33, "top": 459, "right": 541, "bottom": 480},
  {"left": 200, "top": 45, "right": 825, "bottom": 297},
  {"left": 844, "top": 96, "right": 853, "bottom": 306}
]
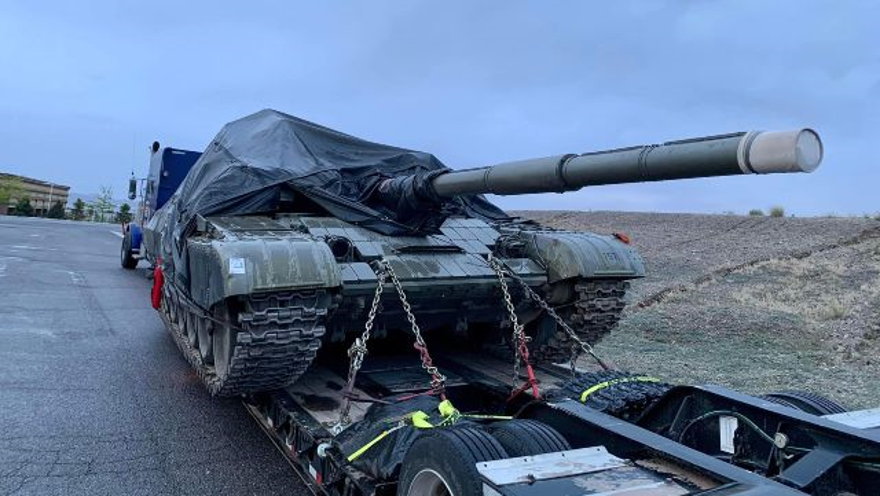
[{"left": 229, "top": 258, "right": 246, "bottom": 274}]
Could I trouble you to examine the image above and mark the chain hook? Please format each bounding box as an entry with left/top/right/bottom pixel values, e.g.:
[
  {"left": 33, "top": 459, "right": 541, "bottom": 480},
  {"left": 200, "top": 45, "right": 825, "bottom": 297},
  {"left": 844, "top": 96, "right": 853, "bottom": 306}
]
[
  {"left": 486, "top": 253, "right": 540, "bottom": 400},
  {"left": 334, "top": 262, "right": 388, "bottom": 433}
]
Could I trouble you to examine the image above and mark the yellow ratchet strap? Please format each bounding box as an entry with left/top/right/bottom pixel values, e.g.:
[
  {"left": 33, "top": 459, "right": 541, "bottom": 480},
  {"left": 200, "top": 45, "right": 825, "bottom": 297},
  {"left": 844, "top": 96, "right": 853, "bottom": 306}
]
[
  {"left": 346, "top": 405, "right": 446, "bottom": 462},
  {"left": 579, "top": 376, "right": 661, "bottom": 403},
  {"left": 439, "top": 398, "right": 513, "bottom": 421},
  {"left": 461, "top": 413, "right": 514, "bottom": 420},
  {"left": 346, "top": 400, "right": 513, "bottom": 463},
  {"left": 346, "top": 424, "right": 406, "bottom": 462}
]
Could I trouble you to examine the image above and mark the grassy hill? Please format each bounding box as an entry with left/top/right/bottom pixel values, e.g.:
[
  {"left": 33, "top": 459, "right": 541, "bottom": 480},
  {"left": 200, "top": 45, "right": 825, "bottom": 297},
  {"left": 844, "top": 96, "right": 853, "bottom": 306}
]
[{"left": 518, "top": 211, "right": 880, "bottom": 408}]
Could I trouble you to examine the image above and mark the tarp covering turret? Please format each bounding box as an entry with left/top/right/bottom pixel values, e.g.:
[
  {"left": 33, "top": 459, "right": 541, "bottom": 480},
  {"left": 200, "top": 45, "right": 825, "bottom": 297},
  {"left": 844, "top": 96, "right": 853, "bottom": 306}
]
[{"left": 168, "top": 109, "right": 507, "bottom": 237}]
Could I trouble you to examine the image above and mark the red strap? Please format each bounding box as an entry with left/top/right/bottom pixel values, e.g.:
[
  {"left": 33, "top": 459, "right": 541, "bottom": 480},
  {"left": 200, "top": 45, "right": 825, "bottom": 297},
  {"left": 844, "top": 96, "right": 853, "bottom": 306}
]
[
  {"left": 151, "top": 264, "right": 164, "bottom": 310},
  {"left": 508, "top": 329, "right": 541, "bottom": 402}
]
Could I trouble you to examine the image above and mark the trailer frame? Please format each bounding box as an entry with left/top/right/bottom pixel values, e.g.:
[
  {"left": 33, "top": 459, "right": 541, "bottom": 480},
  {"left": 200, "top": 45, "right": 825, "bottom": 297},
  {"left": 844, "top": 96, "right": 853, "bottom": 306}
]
[{"left": 240, "top": 350, "right": 879, "bottom": 496}]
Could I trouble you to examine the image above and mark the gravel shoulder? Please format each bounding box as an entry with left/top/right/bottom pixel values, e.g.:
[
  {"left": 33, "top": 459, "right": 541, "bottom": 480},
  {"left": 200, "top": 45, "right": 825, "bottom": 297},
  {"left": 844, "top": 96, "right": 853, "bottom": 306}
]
[{"left": 517, "top": 211, "right": 880, "bottom": 409}]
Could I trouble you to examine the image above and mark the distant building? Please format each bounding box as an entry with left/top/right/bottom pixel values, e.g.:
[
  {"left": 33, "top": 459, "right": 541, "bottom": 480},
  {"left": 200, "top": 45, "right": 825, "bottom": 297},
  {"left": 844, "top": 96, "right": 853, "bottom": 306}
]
[{"left": 0, "top": 173, "right": 70, "bottom": 216}]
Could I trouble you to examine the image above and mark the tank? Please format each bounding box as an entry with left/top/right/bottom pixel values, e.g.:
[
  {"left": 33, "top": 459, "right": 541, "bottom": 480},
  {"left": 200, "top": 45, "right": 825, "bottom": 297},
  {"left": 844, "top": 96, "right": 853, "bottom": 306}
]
[{"left": 142, "top": 110, "right": 823, "bottom": 396}]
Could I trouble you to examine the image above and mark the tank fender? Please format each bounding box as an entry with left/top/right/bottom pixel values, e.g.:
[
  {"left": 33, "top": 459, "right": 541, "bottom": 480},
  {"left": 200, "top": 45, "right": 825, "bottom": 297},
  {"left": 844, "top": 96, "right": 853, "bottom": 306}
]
[
  {"left": 186, "top": 237, "right": 341, "bottom": 309},
  {"left": 520, "top": 231, "right": 645, "bottom": 283}
]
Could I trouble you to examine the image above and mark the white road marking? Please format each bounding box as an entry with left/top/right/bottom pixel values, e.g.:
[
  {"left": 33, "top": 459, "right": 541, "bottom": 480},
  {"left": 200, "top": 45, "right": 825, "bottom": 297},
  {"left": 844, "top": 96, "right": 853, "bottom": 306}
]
[
  {"left": 8, "top": 245, "right": 60, "bottom": 251},
  {"left": 109, "top": 230, "right": 124, "bottom": 238},
  {"left": 68, "top": 271, "right": 86, "bottom": 286}
]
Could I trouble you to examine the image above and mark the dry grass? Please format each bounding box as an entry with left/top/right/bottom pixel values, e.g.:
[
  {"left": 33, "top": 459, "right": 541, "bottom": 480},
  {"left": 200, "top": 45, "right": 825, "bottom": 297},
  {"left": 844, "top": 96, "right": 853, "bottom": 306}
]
[{"left": 519, "top": 210, "right": 880, "bottom": 408}]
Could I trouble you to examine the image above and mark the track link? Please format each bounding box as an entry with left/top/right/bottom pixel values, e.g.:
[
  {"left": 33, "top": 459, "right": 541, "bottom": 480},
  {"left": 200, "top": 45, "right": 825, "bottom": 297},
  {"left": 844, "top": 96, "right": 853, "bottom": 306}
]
[
  {"left": 530, "top": 280, "right": 628, "bottom": 363},
  {"left": 161, "top": 287, "right": 329, "bottom": 397}
]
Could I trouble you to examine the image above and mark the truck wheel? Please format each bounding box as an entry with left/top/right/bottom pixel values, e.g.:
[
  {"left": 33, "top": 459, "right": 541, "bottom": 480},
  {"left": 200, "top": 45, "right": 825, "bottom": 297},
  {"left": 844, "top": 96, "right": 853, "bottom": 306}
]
[
  {"left": 398, "top": 427, "right": 508, "bottom": 496},
  {"left": 486, "top": 420, "right": 570, "bottom": 456},
  {"left": 121, "top": 233, "right": 138, "bottom": 269},
  {"left": 761, "top": 390, "right": 847, "bottom": 415}
]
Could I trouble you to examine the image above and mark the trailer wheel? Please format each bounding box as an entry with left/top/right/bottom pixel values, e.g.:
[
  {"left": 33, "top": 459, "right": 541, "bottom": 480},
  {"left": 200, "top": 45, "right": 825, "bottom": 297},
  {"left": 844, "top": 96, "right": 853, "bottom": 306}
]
[
  {"left": 761, "top": 390, "right": 847, "bottom": 415},
  {"left": 487, "top": 419, "right": 570, "bottom": 456},
  {"left": 398, "top": 427, "right": 508, "bottom": 496},
  {"left": 121, "top": 233, "right": 137, "bottom": 269}
]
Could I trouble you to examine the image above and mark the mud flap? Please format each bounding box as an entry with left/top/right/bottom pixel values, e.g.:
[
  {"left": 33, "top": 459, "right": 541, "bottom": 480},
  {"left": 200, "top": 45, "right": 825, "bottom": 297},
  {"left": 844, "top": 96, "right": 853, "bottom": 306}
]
[{"left": 151, "top": 263, "right": 164, "bottom": 309}]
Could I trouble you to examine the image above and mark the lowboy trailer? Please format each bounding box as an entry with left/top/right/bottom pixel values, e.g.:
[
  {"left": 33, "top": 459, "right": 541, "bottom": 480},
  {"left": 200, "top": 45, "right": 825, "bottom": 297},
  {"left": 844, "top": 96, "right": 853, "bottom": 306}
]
[
  {"left": 131, "top": 118, "right": 878, "bottom": 495},
  {"left": 219, "top": 344, "right": 879, "bottom": 496}
]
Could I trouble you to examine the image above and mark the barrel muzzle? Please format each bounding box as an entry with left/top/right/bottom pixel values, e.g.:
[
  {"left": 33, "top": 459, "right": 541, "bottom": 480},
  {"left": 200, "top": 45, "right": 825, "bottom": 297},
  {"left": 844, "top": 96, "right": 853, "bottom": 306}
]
[{"left": 738, "top": 129, "right": 822, "bottom": 174}]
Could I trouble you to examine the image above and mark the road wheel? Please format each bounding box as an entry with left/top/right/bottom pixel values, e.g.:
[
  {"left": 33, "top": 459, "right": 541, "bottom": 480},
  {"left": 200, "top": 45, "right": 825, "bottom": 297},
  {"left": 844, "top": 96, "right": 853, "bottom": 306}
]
[
  {"left": 486, "top": 420, "right": 570, "bottom": 456},
  {"left": 398, "top": 427, "right": 508, "bottom": 496},
  {"left": 120, "top": 233, "right": 137, "bottom": 269},
  {"left": 212, "top": 304, "right": 236, "bottom": 380},
  {"left": 197, "top": 318, "right": 214, "bottom": 364},
  {"left": 167, "top": 290, "right": 180, "bottom": 326},
  {"left": 181, "top": 309, "right": 199, "bottom": 348},
  {"left": 762, "top": 391, "right": 847, "bottom": 415}
]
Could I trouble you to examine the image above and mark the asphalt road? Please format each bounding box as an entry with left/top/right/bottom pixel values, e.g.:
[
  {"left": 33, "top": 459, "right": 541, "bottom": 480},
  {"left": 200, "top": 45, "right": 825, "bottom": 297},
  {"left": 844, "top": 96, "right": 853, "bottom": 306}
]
[{"left": 0, "top": 217, "right": 308, "bottom": 495}]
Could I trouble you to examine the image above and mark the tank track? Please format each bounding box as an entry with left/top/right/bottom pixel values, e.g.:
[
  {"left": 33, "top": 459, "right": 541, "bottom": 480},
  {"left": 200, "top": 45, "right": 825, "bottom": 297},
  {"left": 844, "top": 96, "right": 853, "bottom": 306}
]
[
  {"left": 530, "top": 280, "right": 628, "bottom": 363},
  {"left": 161, "top": 286, "right": 329, "bottom": 397},
  {"left": 550, "top": 370, "right": 671, "bottom": 421}
]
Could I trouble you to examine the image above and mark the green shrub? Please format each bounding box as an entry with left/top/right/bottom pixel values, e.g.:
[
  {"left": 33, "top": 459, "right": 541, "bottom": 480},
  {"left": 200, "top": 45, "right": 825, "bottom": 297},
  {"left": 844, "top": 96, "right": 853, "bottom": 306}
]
[
  {"left": 769, "top": 206, "right": 785, "bottom": 218},
  {"left": 748, "top": 209, "right": 764, "bottom": 216},
  {"left": 14, "top": 198, "right": 33, "bottom": 216},
  {"left": 47, "top": 201, "right": 65, "bottom": 219}
]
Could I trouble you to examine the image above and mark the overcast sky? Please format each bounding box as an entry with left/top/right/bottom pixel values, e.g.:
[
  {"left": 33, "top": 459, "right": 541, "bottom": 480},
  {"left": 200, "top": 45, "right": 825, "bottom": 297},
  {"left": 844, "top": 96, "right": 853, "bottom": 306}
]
[{"left": 1, "top": 1, "right": 877, "bottom": 215}]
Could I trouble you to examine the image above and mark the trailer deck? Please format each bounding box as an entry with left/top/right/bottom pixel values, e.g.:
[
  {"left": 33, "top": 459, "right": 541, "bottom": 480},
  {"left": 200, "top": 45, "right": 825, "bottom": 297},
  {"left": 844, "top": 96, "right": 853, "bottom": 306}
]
[{"left": 240, "top": 349, "right": 880, "bottom": 496}]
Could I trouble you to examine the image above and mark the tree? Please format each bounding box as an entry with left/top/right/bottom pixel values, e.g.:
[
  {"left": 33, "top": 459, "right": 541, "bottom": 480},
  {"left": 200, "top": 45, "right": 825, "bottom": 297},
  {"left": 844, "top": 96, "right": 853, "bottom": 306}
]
[
  {"left": 72, "top": 198, "right": 86, "bottom": 220},
  {"left": 14, "top": 197, "right": 34, "bottom": 216},
  {"left": 115, "top": 203, "right": 132, "bottom": 224},
  {"left": 0, "top": 175, "right": 24, "bottom": 213},
  {"left": 93, "top": 186, "right": 115, "bottom": 223},
  {"left": 47, "top": 201, "right": 66, "bottom": 219}
]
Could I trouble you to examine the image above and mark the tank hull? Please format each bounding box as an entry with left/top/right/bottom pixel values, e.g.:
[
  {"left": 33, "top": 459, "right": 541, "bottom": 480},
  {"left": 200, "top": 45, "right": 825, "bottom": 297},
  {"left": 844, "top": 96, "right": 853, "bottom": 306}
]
[{"left": 144, "top": 214, "right": 643, "bottom": 396}]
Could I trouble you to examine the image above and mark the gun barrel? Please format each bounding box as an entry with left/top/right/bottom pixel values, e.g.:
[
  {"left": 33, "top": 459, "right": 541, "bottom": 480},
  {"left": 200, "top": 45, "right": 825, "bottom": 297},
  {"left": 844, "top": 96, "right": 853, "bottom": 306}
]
[{"left": 431, "top": 129, "right": 822, "bottom": 197}]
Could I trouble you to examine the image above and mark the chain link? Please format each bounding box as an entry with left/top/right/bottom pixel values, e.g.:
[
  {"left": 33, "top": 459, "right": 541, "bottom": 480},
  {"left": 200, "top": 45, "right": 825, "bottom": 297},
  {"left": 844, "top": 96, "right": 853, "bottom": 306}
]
[
  {"left": 486, "top": 255, "right": 610, "bottom": 373},
  {"left": 486, "top": 254, "right": 530, "bottom": 390},
  {"left": 334, "top": 263, "right": 388, "bottom": 433},
  {"left": 333, "top": 259, "right": 448, "bottom": 434},
  {"left": 382, "top": 260, "right": 447, "bottom": 393}
]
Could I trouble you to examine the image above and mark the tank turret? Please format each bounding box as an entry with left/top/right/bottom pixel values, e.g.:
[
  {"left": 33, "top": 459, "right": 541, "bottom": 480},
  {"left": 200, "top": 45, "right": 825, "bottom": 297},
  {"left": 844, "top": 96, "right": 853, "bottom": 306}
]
[{"left": 430, "top": 129, "right": 822, "bottom": 197}]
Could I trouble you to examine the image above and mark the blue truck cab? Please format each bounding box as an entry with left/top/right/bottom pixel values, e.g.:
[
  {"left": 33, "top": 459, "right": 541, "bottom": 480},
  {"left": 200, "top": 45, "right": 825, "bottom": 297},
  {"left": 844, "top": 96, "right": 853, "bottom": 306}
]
[{"left": 121, "top": 141, "right": 201, "bottom": 269}]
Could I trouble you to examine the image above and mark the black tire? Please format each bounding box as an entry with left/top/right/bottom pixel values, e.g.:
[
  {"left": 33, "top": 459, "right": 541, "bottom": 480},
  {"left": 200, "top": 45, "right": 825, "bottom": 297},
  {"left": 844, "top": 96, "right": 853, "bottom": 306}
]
[
  {"left": 120, "top": 232, "right": 137, "bottom": 269},
  {"left": 761, "top": 390, "right": 847, "bottom": 415},
  {"left": 397, "top": 427, "right": 508, "bottom": 496},
  {"left": 553, "top": 370, "right": 671, "bottom": 421},
  {"left": 487, "top": 420, "right": 570, "bottom": 456}
]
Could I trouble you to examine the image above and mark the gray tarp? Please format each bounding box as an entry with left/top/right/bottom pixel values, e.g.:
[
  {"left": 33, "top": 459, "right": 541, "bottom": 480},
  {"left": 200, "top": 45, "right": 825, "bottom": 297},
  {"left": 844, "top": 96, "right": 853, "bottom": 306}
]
[
  {"left": 168, "top": 109, "right": 507, "bottom": 237},
  {"left": 149, "top": 109, "right": 508, "bottom": 285}
]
